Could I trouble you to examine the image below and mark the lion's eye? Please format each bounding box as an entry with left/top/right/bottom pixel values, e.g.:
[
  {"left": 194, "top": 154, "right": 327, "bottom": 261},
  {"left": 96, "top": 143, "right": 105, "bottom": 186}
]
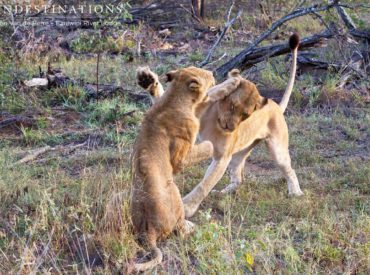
[
  {"left": 230, "top": 104, "right": 235, "bottom": 112},
  {"left": 242, "top": 113, "right": 248, "bottom": 120}
]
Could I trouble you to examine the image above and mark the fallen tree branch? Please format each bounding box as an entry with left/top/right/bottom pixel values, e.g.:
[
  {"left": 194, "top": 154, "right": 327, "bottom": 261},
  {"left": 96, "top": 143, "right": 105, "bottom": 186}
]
[
  {"left": 16, "top": 142, "right": 87, "bottom": 165},
  {"left": 334, "top": 2, "right": 370, "bottom": 40},
  {"left": 214, "top": 26, "right": 337, "bottom": 78},
  {"left": 199, "top": 6, "right": 242, "bottom": 67},
  {"left": 214, "top": 2, "right": 344, "bottom": 79},
  {"left": 58, "top": 129, "right": 104, "bottom": 139},
  {"left": 296, "top": 52, "right": 341, "bottom": 70},
  {"left": 0, "top": 115, "right": 36, "bottom": 129},
  {"left": 16, "top": 146, "right": 52, "bottom": 164}
]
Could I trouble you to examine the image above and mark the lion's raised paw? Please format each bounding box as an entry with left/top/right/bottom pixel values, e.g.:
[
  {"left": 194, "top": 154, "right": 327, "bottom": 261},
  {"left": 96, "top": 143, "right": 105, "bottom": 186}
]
[{"left": 136, "top": 67, "right": 157, "bottom": 89}]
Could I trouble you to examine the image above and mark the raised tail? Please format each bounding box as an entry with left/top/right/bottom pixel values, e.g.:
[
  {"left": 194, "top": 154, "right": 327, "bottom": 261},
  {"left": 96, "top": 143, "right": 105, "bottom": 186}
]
[
  {"left": 279, "top": 33, "right": 299, "bottom": 113},
  {"left": 134, "top": 246, "right": 163, "bottom": 271}
]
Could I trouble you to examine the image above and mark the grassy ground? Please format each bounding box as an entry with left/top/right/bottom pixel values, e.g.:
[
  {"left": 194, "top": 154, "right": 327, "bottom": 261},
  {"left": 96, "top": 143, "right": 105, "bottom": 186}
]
[
  {"left": 0, "top": 49, "right": 369, "bottom": 272},
  {"left": 1, "top": 105, "right": 369, "bottom": 273},
  {"left": 1, "top": 3, "right": 370, "bottom": 273}
]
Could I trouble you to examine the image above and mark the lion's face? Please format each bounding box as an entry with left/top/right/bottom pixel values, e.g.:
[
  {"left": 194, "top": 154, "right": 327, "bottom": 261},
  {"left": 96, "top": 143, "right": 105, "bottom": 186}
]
[
  {"left": 217, "top": 80, "right": 267, "bottom": 132},
  {"left": 166, "top": 66, "right": 215, "bottom": 103}
]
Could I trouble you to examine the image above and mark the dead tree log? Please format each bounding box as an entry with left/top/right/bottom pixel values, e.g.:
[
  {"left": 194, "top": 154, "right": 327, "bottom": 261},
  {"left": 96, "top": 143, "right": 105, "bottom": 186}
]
[{"left": 214, "top": 27, "right": 336, "bottom": 80}]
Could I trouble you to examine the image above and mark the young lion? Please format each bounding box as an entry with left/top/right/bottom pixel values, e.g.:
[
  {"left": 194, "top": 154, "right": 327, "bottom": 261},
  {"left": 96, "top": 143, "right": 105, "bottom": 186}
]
[{"left": 131, "top": 66, "right": 239, "bottom": 271}]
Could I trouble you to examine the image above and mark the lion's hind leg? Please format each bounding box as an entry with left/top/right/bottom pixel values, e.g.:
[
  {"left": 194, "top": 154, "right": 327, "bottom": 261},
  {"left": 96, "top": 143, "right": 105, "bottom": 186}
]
[
  {"left": 165, "top": 180, "right": 196, "bottom": 237},
  {"left": 218, "top": 140, "right": 260, "bottom": 194},
  {"left": 267, "top": 137, "right": 303, "bottom": 196},
  {"left": 220, "top": 150, "right": 250, "bottom": 193}
]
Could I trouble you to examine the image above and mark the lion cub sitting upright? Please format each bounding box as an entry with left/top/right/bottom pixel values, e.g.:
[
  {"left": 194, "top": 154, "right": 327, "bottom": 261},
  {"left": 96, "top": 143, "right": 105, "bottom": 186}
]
[{"left": 131, "top": 67, "right": 216, "bottom": 271}]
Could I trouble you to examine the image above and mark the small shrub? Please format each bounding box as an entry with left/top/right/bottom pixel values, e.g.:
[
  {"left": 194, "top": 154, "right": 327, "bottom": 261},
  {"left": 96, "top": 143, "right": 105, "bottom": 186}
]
[
  {"left": 260, "top": 60, "right": 287, "bottom": 90},
  {"left": 43, "top": 85, "right": 87, "bottom": 107},
  {"left": 188, "top": 51, "right": 204, "bottom": 63},
  {"left": 85, "top": 98, "right": 139, "bottom": 126}
]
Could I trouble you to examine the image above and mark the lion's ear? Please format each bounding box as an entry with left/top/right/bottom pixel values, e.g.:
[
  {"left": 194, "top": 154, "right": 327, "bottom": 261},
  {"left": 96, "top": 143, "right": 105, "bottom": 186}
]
[
  {"left": 165, "top": 70, "right": 178, "bottom": 82},
  {"left": 228, "top": 69, "right": 240, "bottom": 78},
  {"left": 255, "top": 97, "right": 268, "bottom": 110},
  {"left": 188, "top": 78, "right": 201, "bottom": 91}
]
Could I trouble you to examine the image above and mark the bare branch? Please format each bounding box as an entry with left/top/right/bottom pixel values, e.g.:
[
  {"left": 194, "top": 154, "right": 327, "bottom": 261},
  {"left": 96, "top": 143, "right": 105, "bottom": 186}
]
[
  {"left": 226, "top": 1, "right": 235, "bottom": 22},
  {"left": 16, "top": 146, "right": 52, "bottom": 164},
  {"left": 200, "top": 9, "right": 242, "bottom": 67},
  {"left": 15, "top": 142, "right": 87, "bottom": 165}
]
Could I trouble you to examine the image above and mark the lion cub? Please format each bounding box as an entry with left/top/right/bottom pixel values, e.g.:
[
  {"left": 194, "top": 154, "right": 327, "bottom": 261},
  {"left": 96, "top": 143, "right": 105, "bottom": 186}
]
[{"left": 131, "top": 66, "right": 215, "bottom": 271}]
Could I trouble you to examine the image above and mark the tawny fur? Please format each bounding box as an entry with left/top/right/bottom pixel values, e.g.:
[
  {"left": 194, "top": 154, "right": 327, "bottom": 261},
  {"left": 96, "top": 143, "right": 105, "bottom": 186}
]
[
  {"left": 138, "top": 34, "right": 303, "bottom": 219},
  {"left": 131, "top": 66, "right": 215, "bottom": 271}
]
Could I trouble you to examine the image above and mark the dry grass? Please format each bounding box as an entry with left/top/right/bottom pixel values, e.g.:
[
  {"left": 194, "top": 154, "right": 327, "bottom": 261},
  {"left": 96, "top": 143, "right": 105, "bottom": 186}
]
[{"left": 0, "top": 105, "right": 369, "bottom": 273}]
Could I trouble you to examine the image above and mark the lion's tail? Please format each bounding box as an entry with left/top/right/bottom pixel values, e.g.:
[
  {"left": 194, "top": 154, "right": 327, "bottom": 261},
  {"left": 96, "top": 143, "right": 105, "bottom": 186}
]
[
  {"left": 279, "top": 33, "right": 299, "bottom": 113},
  {"left": 134, "top": 246, "right": 163, "bottom": 271}
]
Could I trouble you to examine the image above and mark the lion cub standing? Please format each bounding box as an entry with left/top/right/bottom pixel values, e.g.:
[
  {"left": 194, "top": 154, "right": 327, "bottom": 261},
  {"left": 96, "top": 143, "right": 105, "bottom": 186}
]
[{"left": 131, "top": 67, "right": 215, "bottom": 271}]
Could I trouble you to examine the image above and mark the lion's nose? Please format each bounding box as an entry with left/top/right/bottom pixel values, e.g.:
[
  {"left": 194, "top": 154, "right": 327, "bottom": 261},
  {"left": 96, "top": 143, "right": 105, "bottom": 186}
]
[{"left": 226, "top": 123, "right": 235, "bottom": 131}]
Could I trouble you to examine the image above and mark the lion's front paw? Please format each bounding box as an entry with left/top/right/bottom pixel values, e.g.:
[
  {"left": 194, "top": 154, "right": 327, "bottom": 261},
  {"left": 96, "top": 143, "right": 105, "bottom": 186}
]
[
  {"left": 177, "top": 219, "right": 196, "bottom": 238},
  {"left": 183, "top": 200, "right": 199, "bottom": 218},
  {"left": 220, "top": 182, "right": 240, "bottom": 194},
  {"left": 136, "top": 67, "right": 157, "bottom": 89}
]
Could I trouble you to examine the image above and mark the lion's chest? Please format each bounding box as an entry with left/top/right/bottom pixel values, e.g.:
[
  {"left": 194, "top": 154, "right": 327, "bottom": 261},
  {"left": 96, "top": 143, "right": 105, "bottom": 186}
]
[{"left": 170, "top": 122, "right": 198, "bottom": 173}]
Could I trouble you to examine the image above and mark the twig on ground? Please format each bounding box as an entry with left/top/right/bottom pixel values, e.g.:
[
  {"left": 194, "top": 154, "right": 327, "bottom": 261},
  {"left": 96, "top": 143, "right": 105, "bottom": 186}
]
[
  {"left": 0, "top": 115, "right": 36, "bottom": 129},
  {"left": 16, "top": 142, "right": 87, "bottom": 165},
  {"left": 16, "top": 146, "right": 52, "bottom": 164},
  {"left": 311, "top": 10, "right": 348, "bottom": 60}
]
